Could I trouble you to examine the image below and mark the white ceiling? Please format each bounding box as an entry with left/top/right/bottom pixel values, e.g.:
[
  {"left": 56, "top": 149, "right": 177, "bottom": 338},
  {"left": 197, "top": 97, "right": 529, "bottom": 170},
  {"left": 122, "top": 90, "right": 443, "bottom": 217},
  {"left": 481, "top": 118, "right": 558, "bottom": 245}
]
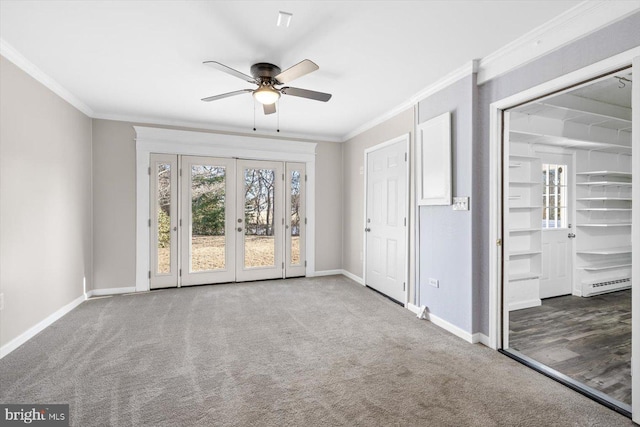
[{"left": 0, "top": 1, "right": 584, "bottom": 140}]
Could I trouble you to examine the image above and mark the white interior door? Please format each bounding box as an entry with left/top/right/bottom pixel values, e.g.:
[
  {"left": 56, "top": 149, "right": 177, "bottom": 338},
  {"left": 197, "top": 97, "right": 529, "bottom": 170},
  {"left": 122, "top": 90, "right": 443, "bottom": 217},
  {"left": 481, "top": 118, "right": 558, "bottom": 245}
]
[
  {"left": 365, "top": 140, "right": 407, "bottom": 303},
  {"left": 236, "top": 160, "right": 284, "bottom": 282},
  {"left": 150, "top": 154, "right": 178, "bottom": 289},
  {"left": 540, "top": 154, "right": 574, "bottom": 298},
  {"left": 285, "top": 162, "right": 306, "bottom": 278},
  {"left": 180, "top": 156, "right": 236, "bottom": 286}
]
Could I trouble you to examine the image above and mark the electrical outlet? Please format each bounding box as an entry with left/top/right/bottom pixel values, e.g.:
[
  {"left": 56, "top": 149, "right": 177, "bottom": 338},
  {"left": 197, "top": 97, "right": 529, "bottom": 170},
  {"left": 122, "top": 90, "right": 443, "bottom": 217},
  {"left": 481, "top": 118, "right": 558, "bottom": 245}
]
[{"left": 429, "top": 278, "right": 439, "bottom": 288}]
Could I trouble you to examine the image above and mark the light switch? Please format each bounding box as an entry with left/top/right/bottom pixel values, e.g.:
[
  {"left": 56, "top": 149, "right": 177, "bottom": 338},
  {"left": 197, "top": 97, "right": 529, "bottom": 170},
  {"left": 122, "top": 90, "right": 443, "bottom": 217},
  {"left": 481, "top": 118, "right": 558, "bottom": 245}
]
[{"left": 452, "top": 197, "right": 469, "bottom": 211}]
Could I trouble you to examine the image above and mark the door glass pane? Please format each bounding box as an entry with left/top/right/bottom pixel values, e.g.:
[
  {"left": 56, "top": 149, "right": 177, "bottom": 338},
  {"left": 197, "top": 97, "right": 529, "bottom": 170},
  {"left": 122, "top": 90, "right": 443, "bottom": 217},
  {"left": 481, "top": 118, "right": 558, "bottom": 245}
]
[
  {"left": 290, "top": 170, "right": 301, "bottom": 265},
  {"left": 191, "top": 165, "right": 226, "bottom": 272},
  {"left": 157, "top": 163, "right": 171, "bottom": 274},
  {"left": 244, "top": 168, "right": 275, "bottom": 267}
]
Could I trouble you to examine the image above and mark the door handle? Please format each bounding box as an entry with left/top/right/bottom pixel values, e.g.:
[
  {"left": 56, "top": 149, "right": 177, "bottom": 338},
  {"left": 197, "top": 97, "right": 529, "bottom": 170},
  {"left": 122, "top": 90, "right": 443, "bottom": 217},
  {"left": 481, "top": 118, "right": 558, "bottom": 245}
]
[
  {"left": 568, "top": 233, "right": 576, "bottom": 239},
  {"left": 237, "top": 227, "right": 243, "bottom": 232},
  {"left": 173, "top": 226, "right": 177, "bottom": 232}
]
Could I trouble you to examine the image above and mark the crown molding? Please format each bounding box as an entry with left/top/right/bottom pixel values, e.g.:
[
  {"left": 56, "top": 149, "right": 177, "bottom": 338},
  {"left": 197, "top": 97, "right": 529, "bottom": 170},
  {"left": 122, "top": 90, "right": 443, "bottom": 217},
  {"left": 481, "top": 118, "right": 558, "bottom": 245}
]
[
  {"left": 0, "top": 38, "right": 94, "bottom": 117},
  {"left": 94, "top": 112, "right": 341, "bottom": 143},
  {"left": 341, "top": 60, "right": 477, "bottom": 142},
  {"left": 477, "top": 1, "right": 640, "bottom": 84}
]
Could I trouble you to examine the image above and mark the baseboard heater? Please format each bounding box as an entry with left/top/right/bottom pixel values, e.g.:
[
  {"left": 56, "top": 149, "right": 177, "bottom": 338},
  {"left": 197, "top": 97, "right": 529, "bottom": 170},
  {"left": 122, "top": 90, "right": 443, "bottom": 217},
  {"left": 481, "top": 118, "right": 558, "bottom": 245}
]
[{"left": 584, "top": 277, "right": 630, "bottom": 296}]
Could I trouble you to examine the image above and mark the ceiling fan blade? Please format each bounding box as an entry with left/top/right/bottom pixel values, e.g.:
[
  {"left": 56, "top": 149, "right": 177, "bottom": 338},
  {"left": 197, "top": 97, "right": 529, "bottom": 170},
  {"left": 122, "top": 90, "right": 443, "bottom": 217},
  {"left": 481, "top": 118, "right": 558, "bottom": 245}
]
[
  {"left": 201, "top": 89, "right": 252, "bottom": 102},
  {"left": 263, "top": 103, "right": 276, "bottom": 115},
  {"left": 275, "top": 59, "right": 318, "bottom": 84},
  {"left": 203, "top": 61, "right": 256, "bottom": 83},
  {"left": 281, "top": 86, "right": 332, "bottom": 102}
]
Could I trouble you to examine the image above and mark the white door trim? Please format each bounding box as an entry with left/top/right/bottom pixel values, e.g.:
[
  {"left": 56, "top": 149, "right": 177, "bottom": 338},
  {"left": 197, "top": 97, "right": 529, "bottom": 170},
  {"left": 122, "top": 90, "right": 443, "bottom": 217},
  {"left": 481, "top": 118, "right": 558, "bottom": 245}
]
[
  {"left": 363, "top": 133, "right": 411, "bottom": 305},
  {"left": 489, "top": 46, "right": 640, "bottom": 350},
  {"left": 631, "top": 54, "right": 639, "bottom": 422},
  {"left": 135, "top": 126, "right": 317, "bottom": 292}
]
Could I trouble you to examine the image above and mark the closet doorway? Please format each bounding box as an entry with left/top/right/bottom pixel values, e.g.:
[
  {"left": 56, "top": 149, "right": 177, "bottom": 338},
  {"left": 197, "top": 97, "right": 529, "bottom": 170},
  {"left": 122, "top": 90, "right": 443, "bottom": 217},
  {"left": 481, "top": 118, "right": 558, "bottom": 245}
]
[
  {"left": 150, "top": 154, "right": 306, "bottom": 289},
  {"left": 502, "top": 70, "right": 633, "bottom": 413}
]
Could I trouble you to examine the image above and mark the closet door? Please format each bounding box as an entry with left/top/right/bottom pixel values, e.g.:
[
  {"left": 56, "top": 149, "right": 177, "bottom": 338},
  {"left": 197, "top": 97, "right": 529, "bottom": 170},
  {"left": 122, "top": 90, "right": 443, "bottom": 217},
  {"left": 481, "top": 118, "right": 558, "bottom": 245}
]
[
  {"left": 150, "top": 154, "right": 179, "bottom": 289},
  {"left": 236, "top": 160, "right": 284, "bottom": 281},
  {"left": 285, "top": 163, "right": 306, "bottom": 278},
  {"left": 180, "top": 156, "right": 236, "bottom": 286}
]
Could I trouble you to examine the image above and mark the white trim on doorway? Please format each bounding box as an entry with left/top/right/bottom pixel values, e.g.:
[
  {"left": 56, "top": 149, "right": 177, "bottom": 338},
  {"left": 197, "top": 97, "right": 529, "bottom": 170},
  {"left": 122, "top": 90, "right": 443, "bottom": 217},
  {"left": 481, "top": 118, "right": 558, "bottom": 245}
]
[
  {"left": 362, "top": 133, "right": 411, "bottom": 306},
  {"left": 134, "top": 126, "right": 317, "bottom": 292},
  {"left": 489, "top": 45, "right": 640, "bottom": 351}
]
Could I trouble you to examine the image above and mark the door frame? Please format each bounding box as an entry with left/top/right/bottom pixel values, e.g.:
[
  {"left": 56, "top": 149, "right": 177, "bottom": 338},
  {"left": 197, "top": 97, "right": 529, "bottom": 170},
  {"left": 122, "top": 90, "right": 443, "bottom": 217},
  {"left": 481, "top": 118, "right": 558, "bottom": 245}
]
[
  {"left": 135, "top": 126, "right": 317, "bottom": 292},
  {"left": 489, "top": 48, "right": 639, "bottom": 419},
  {"left": 363, "top": 133, "right": 411, "bottom": 306}
]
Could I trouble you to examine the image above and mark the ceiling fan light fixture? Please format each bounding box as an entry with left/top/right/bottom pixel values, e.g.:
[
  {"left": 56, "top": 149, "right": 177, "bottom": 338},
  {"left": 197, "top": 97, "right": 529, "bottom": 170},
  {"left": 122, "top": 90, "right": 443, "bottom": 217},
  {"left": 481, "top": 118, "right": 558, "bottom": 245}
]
[{"left": 253, "top": 85, "right": 281, "bottom": 105}]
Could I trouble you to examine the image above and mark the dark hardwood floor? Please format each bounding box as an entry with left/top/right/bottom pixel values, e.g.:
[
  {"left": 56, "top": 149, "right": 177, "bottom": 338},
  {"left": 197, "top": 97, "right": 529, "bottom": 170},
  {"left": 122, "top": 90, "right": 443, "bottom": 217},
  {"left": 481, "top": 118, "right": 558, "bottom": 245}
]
[{"left": 509, "top": 290, "right": 631, "bottom": 405}]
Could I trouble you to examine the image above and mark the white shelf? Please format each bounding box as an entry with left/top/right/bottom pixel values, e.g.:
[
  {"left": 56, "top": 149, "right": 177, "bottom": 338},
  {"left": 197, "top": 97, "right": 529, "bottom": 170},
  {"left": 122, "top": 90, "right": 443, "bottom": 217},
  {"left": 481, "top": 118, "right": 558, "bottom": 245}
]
[
  {"left": 577, "top": 246, "right": 632, "bottom": 255},
  {"left": 509, "top": 154, "right": 539, "bottom": 160},
  {"left": 510, "top": 250, "right": 542, "bottom": 257},
  {"left": 576, "top": 181, "right": 632, "bottom": 187},
  {"left": 510, "top": 181, "right": 541, "bottom": 185},
  {"left": 577, "top": 197, "right": 632, "bottom": 202},
  {"left": 579, "top": 261, "right": 632, "bottom": 271},
  {"left": 509, "top": 228, "right": 541, "bottom": 234},
  {"left": 576, "top": 171, "right": 632, "bottom": 178},
  {"left": 576, "top": 223, "right": 631, "bottom": 227},
  {"left": 576, "top": 208, "right": 631, "bottom": 212},
  {"left": 509, "top": 272, "right": 540, "bottom": 282}
]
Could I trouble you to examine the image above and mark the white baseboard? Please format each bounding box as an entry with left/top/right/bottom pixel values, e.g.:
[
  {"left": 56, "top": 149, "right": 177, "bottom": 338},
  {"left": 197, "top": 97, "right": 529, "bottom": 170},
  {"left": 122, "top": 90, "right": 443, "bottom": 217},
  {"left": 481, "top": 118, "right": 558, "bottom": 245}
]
[
  {"left": 409, "top": 303, "right": 478, "bottom": 344},
  {"left": 86, "top": 287, "right": 137, "bottom": 298},
  {"left": 472, "top": 333, "right": 492, "bottom": 347},
  {"left": 0, "top": 294, "right": 85, "bottom": 359},
  {"left": 509, "top": 299, "right": 541, "bottom": 311},
  {"left": 340, "top": 270, "right": 364, "bottom": 285},
  {"left": 314, "top": 269, "right": 343, "bottom": 277},
  {"left": 406, "top": 303, "right": 422, "bottom": 315}
]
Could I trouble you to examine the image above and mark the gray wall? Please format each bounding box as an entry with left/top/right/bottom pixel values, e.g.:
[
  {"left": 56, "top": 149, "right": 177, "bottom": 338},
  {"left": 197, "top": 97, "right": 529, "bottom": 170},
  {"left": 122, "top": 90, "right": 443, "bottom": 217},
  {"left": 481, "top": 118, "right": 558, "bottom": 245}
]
[
  {"left": 473, "top": 11, "right": 640, "bottom": 335},
  {"left": 0, "top": 55, "right": 93, "bottom": 347},
  {"left": 341, "top": 108, "right": 414, "bottom": 281},
  {"left": 418, "top": 75, "right": 475, "bottom": 332},
  {"left": 91, "top": 119, "right": 343, "bottom": 290}
]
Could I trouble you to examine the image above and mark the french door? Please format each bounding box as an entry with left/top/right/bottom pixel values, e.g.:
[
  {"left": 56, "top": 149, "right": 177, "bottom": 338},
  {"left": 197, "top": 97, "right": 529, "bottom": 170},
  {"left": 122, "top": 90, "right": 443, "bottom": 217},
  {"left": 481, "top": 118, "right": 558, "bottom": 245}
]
[{"left": 149, "top": 155, "right": 305, "bottom": 289}]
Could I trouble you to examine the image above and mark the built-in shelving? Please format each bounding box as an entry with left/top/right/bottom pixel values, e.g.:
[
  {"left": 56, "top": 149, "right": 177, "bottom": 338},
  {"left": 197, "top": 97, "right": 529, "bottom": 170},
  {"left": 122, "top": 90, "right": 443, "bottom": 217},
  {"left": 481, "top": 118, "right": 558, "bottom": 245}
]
[
  {"left": 575, "top": 168, "right": 632, "bottom": 296},
  {"left": 506, "top": 145, "right": 542, "bottom": 310}
]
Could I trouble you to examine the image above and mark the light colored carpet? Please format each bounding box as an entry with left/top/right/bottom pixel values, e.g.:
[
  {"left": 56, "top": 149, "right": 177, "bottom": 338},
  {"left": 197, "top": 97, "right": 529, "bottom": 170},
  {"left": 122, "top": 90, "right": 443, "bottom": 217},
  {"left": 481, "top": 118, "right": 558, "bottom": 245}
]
[{"left": 0, "top": 275, "right": 632, "bottom": 426}]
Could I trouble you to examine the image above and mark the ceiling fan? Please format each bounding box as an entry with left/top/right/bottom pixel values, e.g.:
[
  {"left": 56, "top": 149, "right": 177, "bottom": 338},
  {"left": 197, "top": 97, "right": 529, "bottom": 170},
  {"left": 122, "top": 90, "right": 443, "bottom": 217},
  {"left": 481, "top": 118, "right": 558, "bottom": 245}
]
[{"left": 201, "top": 59, "right": 332, "bottom": 115}]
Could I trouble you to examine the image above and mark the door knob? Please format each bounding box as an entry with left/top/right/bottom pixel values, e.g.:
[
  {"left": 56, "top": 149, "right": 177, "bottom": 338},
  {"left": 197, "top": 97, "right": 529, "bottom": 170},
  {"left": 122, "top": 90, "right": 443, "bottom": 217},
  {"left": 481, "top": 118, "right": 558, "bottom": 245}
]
[
  {"left": 237, "top": 227, "right": 243, "bottom": 232},
  {"left": 568, "top": 233, "right": 576, "bottom": 239},
  {"left": 365, "top": 227, "right": 371, "bottom": 232}
]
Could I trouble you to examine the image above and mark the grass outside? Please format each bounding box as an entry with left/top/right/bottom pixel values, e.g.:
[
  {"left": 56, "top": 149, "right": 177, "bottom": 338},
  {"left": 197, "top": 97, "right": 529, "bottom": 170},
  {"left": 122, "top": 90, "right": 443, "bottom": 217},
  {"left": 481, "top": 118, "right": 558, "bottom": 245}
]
[{"left": 157, "top": 235, "right": 300, "bottom": 273}]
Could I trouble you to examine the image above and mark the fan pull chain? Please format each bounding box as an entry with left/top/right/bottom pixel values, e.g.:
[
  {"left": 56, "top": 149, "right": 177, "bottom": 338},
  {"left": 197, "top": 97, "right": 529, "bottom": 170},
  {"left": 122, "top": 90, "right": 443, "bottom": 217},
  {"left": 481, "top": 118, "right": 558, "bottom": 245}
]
[
  {"left": 277, "top": 100, "right": 280, "bottom": 133},
  {"left": 253, "top": 99, "right": 256, "bottom": 131}
]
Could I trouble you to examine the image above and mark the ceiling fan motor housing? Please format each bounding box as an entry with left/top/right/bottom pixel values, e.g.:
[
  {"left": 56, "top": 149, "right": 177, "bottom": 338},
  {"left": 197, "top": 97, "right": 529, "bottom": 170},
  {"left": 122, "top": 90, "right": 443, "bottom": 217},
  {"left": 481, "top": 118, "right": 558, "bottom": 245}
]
[{"left": 250, "top": 63, "right": 282, "bottom": 85}]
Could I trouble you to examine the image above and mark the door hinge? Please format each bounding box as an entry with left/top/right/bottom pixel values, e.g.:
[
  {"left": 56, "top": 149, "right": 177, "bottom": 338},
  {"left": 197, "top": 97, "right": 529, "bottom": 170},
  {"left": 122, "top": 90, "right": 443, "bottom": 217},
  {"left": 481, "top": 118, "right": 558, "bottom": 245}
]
[
  {"left": 180, "top": 219, "right": 182, "bottom": 226},
  {"left": 148, "top": 271, "right": 151, "bottom": 279},
  {"left": 282, "top": 173, "right": 285, "bottom": 181},
  {"left": 305, "top": 174, "right": 308, "bottom": 182},
  {"left": 403, "top": 282, "right": 406, "bottom": 291},
  {"left": 404, "top": 217, "right": 407, "bottom": 226},
  {"left": 305, "top": 260, "right": 307, "bottom": 267},
  {"left": 148, "top": 219, "right": 151, "bottom": 227},
  {"left": 282, "top": 218, "right": 285, "bottom": 225},
  {"left": 179, "top": 269, "right": 182, "bottom": 277},
  {"left": 282, "top": 262, "right": 285, "bottom": 269},
  {"left": 496, "top": 239, "right": 502, "bottom": 246},
  {"left": 180, "top": 169, "right": 182, "bottom": 177},
  {"left": 305, "top": 217, "right": 307, "bottom": 225},
  {"left": 404, "top": 152, "right": 407, "bottom": 162},
  {"left": 148, "top": 166, "right": 151, "bottom": 175}
]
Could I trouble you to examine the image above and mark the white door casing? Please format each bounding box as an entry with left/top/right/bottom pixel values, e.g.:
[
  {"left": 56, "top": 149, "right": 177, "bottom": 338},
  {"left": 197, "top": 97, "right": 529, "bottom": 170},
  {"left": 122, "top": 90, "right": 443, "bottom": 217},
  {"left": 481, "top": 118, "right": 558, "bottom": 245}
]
[
  {"left": 631, "top": 54, "right": 639, "bottom": 423},
  {"left": 135, "top": 126, "right": 317, "bottom": 291},
  {"left": 364, "top": 136, "right": 409, "bottom": 304}
]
